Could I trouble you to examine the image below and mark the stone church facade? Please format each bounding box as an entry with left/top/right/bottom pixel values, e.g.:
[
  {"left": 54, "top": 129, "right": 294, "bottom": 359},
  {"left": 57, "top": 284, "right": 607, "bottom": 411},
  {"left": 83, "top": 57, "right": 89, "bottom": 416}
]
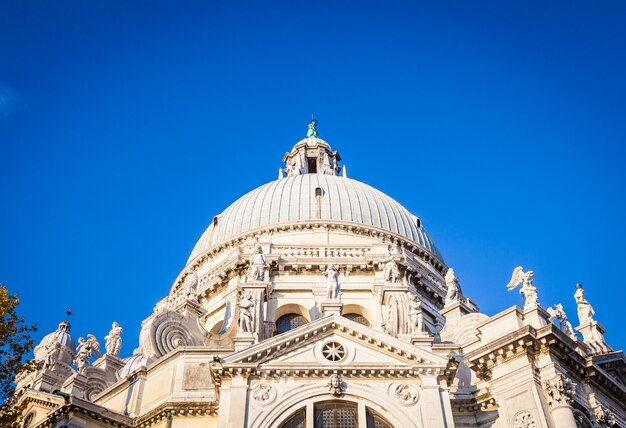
[{"left": 16, "top": 124, "right": 626, "bottom": 427}]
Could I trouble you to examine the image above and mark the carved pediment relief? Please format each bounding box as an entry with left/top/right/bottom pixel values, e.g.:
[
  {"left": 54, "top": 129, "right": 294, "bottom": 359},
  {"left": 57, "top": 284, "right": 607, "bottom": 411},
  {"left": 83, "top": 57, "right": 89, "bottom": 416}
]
[{"left": 222, "top": 315, "right": 449, "bottom": 376}]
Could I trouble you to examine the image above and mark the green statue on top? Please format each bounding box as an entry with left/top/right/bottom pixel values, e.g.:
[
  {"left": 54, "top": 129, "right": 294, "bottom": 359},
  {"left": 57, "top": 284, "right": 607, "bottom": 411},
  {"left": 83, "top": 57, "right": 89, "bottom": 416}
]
[{"left": 307, "top": 118, "right": 319, "bottom": 138}]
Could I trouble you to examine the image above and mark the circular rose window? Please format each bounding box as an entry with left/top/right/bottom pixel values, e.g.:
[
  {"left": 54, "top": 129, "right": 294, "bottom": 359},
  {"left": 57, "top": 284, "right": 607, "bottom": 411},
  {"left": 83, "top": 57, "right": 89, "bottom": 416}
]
[{"left": 322, "top": 341, "right": 346, "bottom": 362}]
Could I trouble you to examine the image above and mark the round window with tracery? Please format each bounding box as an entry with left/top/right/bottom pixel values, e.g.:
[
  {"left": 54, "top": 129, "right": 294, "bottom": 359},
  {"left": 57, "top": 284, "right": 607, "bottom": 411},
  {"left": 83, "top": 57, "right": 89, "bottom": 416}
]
[{"left": 322, "top": 341, "right": 346, "bottom": 362}]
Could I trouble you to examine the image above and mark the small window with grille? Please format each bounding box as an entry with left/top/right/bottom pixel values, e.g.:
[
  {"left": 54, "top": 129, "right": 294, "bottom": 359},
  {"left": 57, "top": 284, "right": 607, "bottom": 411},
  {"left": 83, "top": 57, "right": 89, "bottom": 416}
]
[
  {"left": 343, "top": 313, "right": 370, "bottom": 327},
  {"left": 275, "top": 314, "right": 308, "bottom": 335}
]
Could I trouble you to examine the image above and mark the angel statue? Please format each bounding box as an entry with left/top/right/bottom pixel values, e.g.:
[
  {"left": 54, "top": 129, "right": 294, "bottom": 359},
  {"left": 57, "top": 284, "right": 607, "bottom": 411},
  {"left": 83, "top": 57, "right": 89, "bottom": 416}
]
[
  {"left": 444, "top": 268, "right": 463, "bottom": 305},
  {"left": 506, "top": 266, "right": 538, "bottom": 309},
  {"left": 87, "top": 334, "right": 102, "bottom": 358},
  {"left": 73, "top": 335, "right": 102, "bottom": 374},
  {"left": 547, "top": 304, "right": 575, "bottom": 336}
]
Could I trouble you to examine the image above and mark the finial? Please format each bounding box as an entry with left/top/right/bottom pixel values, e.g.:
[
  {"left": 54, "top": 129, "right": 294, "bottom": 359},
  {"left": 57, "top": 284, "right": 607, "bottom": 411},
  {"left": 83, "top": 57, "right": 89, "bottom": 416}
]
[
  {"left": 307, "top": 118, "right": 318, "bottom": 138},
  {"left": 65, "top": 308, "right": 73, "bottom": 321}
]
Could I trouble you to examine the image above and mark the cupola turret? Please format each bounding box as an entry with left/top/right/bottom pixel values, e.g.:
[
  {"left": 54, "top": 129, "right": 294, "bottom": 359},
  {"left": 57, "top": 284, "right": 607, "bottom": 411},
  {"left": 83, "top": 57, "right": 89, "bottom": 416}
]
[{"left": 281, "top": 119, "right": 342, "bottom": 177}]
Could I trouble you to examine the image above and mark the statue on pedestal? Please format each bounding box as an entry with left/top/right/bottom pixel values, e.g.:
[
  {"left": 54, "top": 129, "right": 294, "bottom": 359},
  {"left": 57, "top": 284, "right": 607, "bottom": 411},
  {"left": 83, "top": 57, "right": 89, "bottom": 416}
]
[
  {"left": 506, "top": 266, "right": 538, "bottom": 309},
  {"left": 574, "top": 283, "right": 595, "bottom": 325},
  {"left": 105, "top": 322, "right": 123, "bottom": 357},
  {"left": 182, "top": 266, "right": 198, "bottom": 301},
  {"left": 307, "top": 118, "right": 318, "bottom": 138},
  {"left": 238, "top": 291, "right": 255, "bottom": 333},
  {"left": 325, "top": 264, "right": 340, "bottom": 299},
  {"left": 379, "top": 252, "right": 400, "bottom": 283},
  {"left": 444, "top": 268, "right": 462, "bottom": 305},
  {"left": 407, "top": 293, "right": 424, "bottom": 334},
  {"left": 248, "top": 245, "right": 268, "bottom": 282}
]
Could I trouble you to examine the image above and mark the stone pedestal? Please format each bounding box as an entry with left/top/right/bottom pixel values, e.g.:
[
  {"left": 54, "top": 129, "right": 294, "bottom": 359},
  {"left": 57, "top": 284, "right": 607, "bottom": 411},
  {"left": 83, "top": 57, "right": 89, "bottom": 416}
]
[
  {"left": 398, "top": 332, "right": 434, "bottom": 349},
  {"left": 61, "top": 372, "right": 91, "bottom": 399},
  {"left": 576, "top": 321, "right": 611, "bottom": 354},
  {"left": 93, "top": 354, "right": 125, "bottom": 384},
  {"left": 321, "top": 300, "right": 343, "bottom": 317},
  {"left": 233, "top": 333, "right": 255, "bottom": 352},
  {"left": 523, "top": 305, "right": 550, "bottom": 329},
  {"left": 440, "top": 300, "right": 474, "bottom": 321}
]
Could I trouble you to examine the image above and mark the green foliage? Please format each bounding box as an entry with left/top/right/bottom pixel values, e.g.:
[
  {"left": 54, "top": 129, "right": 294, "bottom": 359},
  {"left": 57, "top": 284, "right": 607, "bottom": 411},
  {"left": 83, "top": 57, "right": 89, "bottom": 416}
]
[{"left": 0, "top": 284, "right": 37, "bottom": 427}]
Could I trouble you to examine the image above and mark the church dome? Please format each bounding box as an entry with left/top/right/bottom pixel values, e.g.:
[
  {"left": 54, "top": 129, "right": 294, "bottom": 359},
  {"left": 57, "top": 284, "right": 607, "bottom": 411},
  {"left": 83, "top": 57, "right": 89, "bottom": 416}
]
[
  {"left": 36, "top": 320, "right": 75, "bottom": 351},
  {"left": 188, "top": 174, "right": 441, "bottom": 262},
  {"left": 33, "top": 320, "right": 75, "bottom": 365}
]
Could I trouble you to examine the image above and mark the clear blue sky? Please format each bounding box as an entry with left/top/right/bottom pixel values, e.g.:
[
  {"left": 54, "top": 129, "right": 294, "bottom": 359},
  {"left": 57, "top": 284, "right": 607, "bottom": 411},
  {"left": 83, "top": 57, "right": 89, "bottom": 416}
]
[{"left": 1, "top": 1, "right": 625, "bottom": 356}]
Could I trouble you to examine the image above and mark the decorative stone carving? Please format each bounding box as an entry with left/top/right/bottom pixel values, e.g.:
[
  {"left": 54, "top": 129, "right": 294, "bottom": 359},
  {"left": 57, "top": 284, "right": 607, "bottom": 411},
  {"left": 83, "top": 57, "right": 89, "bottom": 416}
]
[
  {"left": 506, "top": 266, "right": 539, "bottom": 309},
  {"left": 252, "top": 383, "right": 276, "bottom": 405},
  {"left": 327, "top": 373, "right": 344, "bottom": 396},
  {"left": 588, "top": 395, "right": 616, "bottom": 428},
  {"left": 394, "top": 383, "right": 419, "bottom": 405},
  {"left": 407, "top": 293, "right": 424, "bottom": 334},
  {"left": 543, "top": 373, "right": 576, "bottom": 408},
  {"left": 248, "top": 245, "right": 269, "bottom": 282},
  {"left": 513, "top": 410, "right": 536, "bottom": 428},
  {"left": 546, "top": 304, "right": 576, "bottom": 337},
  {"left": 73, "top": 335, "right": 101, "bottom": 374},
  {"left": 444, "top": 268, "right": 462, "bottom": 305},
  {"left": 238, "top": 291, "right": 255, "bottom": 333},
  {"left": 593, "top": 403, "right": 616, "bottom": 427},
  {"left": 140, "top": 310, "right": 204, "bottom": 359},
  {"left": 104, "top": 322, "right": 123, "bottom": 357},
  {"left": 322, "top": 341, "right": 346, "bottom": 362},
  {"left": 324, "top": 264, "right": 340, "bottom": 299},
  {"left": 574, "top": 283, "right": 595, "bottom": 325}
]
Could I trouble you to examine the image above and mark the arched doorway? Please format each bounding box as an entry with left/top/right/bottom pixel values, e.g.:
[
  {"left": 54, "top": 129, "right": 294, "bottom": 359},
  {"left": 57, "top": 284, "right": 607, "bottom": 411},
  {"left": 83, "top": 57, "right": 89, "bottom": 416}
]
[{"left": 277, "top": 400, "right": 392, "bottom": 428}]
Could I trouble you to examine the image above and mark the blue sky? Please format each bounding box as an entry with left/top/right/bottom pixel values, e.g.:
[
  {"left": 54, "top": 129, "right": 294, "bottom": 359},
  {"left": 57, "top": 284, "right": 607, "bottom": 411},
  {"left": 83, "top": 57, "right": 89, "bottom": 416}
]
[{"left": 1, "top": 1, "right": 625, "bottom": 356}]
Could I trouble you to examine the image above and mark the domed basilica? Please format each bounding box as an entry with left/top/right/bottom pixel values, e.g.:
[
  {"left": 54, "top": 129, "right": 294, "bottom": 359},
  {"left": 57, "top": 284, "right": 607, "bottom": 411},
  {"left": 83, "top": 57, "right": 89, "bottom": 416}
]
[{"left": 16, "top": 122, "right": 626, "bottom": 427}]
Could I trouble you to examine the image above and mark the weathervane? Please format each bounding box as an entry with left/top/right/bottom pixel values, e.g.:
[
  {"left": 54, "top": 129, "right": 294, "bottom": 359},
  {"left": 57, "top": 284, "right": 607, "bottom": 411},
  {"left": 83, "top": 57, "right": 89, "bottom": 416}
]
[{"left": 307, "top": 117, "right": 318, "bottom": 138}]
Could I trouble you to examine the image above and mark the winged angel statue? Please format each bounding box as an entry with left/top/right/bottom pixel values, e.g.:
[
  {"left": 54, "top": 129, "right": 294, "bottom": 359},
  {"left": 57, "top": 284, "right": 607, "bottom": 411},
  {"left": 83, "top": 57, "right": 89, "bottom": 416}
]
[{"left": 506, "top": 266, "right": 539, "bottom": 310}]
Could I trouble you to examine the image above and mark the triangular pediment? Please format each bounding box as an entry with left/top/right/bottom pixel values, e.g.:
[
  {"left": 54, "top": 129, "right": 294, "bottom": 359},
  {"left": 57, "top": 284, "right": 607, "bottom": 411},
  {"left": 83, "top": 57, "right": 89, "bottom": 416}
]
[{"left": 223, "top": 315, "right": 449, "bottom": 374}]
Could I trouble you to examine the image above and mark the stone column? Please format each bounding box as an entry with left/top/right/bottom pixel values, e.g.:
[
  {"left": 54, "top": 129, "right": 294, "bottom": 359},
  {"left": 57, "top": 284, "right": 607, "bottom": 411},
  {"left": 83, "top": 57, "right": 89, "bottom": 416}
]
[
  {"left": 544, "top": 373, "right": 577, "bottom": 428},
  {"left": 419, "top": 375, "right": 449, "bottom": 428},
  {"left": 217, "top": 375, "right": 249, "bottom": 428}
]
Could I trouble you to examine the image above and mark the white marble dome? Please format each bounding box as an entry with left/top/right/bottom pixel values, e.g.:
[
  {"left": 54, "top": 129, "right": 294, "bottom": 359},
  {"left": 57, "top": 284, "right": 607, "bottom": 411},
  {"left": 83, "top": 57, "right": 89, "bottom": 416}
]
[
  {"left": 36, "top": 320, "right": 75, "bottom": 351},
  {"left": 33, "top": 320, "right": 75, "bottom": 364},
  {"left": 188, "top": 174, "right": 441, "bottom": 262}
]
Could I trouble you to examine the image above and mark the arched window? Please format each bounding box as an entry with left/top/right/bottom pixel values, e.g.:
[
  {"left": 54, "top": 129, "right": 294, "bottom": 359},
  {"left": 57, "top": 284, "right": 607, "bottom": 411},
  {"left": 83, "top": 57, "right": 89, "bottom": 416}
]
[
  {"left": 278, "top": 400, "right": 393, "bottom": 428},
  {"left": 280, "top": 407, "right": 305, "bottom": 428},
  {"left": 275, "top": 313, "right": 308, "bottom": 335},
  {"left": 314, "top": 401, "right": 357, "bottom": 428},
  {"left": 343, "top": 313, "right": 370, "bottom": 327},
  {"left": 366, "top": 407, "right": 392, "bottom": 428}
]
